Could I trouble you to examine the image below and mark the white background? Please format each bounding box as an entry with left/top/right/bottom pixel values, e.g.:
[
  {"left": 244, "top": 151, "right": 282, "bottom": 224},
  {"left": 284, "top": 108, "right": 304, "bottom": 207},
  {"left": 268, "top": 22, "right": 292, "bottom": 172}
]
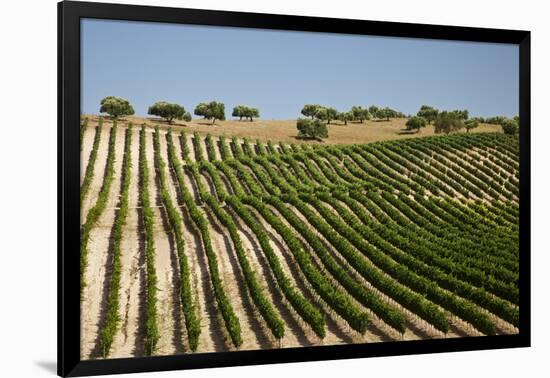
[{"left": 0, "top": 0, "right": 548, "bottom": 377}]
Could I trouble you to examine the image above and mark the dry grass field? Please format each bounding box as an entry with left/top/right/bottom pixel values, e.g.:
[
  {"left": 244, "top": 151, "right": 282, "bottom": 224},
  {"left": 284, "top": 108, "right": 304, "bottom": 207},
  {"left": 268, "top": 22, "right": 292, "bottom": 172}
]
[{"left": 82, "top": 115, "right": 502, "bottom": 145}]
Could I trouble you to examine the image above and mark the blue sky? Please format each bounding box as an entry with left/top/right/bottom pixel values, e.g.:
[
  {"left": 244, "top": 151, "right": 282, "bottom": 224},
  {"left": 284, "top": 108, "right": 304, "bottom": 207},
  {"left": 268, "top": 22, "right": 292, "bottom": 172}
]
[{"left": 81, "top": 19, "right": 518, "bottom": 119}]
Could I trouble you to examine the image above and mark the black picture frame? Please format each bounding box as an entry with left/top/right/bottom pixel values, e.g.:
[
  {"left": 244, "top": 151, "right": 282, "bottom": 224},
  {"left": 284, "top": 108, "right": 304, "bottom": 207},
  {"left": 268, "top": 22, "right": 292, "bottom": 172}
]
[{"left": 58, "top": 1, "right": 531, "bottom": 376}]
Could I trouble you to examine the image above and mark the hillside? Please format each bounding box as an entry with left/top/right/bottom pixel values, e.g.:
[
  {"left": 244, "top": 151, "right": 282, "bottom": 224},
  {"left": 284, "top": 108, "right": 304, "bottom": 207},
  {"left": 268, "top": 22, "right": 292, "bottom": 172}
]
[
  {"left": 81, "top": 115, "right": 503, "bottom": 145},
  {"left": 79, "top": 119, "right": 519, "bottom": 360}
]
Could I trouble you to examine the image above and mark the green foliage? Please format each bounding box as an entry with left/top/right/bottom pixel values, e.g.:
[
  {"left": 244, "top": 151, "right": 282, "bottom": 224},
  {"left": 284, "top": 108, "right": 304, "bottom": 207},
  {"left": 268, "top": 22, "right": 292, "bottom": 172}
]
[
  {"left": 80, "top": 117, "right": 103, "bottom": 206},
  {"left": 166, "top": 134, "right": 243, "bottom": 347},
  {"left": 205, "top": 134, "right": 217, "bottom": 161},
  {"left": 368, "top": 105, "right": 379, "bottom": 116},
  {"left": 471, "top": 116, "right": 485, "bottom": 123},
  {"left": 147, "top": 101, "right": 185, "bottom": 124},
  {"left": 337, "top": 111, "right": 354, "bottom": 125},
  {"left": 138, "top": 125, "right": 160, "bottom": 355},
  {"left": 80, "top": 121, "right": 117, "bottom": 299},
  {"left": 192, "top": 131, "right": 205, "bottom": 161},
  {"left": 98, "top": 124, "right": 132, "bottom": 357},
  {"left": 203, "top": 193, "right": 285, "bottom": 339},
  {"left": 179, "top": 131, "right": 190, "bottom": 160},
  {"left": 301, "top": 104, "right": 321, "bottom": 119},
  {"left": 218, "top": 135, "right": 232, "bottom": 160},
  {"left": 434, "top": 111, "right": 465, "bottom": 134},
  {"left": 245, "top": 195, "right": 369, "bottom": 334},
  {"left": 406, "top": 116, "right": 427, "bottom": 133},
  {"left": 416, "top": 105, "right": 439, "bottom": 124},
  {"left": 351, "top": 106, "right": 370, "bottom": 123},
  {"left": 486, "top": 116, "right": 506, "bottom": 125},
  {"left": 182, "top": 111, "right": 192, "bottom": 122},
  {"left": 501, "top": 118, "right": 519, "bottom": 135},
  {"left": 226, "top": 197, "right": 326, "bottom": 338},
  {"left": 154, "top": 129, "right": 201, "bottom": 351},
  {"left": 296, "top": 118, "right": 328, "bottom": 139},
  {"left": 231, "top": 136, "right": 245, "bottom": 159},
  {"left": 315, "top": 107, "right": 338, "bottom": 124},
  {"left": 99, "top": 96, "right": 134, "bottom": 119},
  {"left": 375, "top": 107, "right": 394, "bottom": 121},
  {"left": 450, "top": 109, "right": 469, "bottom": 120},
  {"left": 232, "top": 105, "right": 260, "bottom": 121},
  {"left": 194, "top": 101, "right": 226, "bottom": 124}
]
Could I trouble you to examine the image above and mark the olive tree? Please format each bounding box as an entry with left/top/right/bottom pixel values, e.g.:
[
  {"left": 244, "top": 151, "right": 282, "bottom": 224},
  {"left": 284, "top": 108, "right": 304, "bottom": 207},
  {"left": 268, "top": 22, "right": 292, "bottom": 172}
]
[
  {"left": 368, "top": 105, "right": 379, "bottom": 117},
  {"left": 312, "top": 107, "right": 336, "bottom": 124},
  {"left": 243, "top": 107, "right": 260, "bottom": 121},
  {"left": 296, "top": 118, "right": 328, "bottom": 140},
  {"left": 501, "top": 118, "right": 519, "bottom": 135},
  {"left": 450, "top": 109, "right": 469, "bottom": 120},
  {"left": 376, "top": 107, "right": 394, "bottom": 121},
  {"left": 416, "top": 105, "right": 439, "bottom": 124},
  {"left": 405, "top": 116, "right": 427, "bottom": 133},
  {"left": 337, "top": 111, "right": 354, "bottom": 125},
  {"left": 194, "top": 101, "right": 226, "bottom": 124},
  {"left": 301, "top": 104, "right": 321, "bottom": 119},
  {"left": 486, "top": 116, "right": 506, "bottom": 125},
  {"left": 232, "top": 105, "right": 247, "bottom": 120},
  {"left": 99, "top": 96, "right": 134, "bottom": 119},
  {"left": 351, "top": 106, "right": 370, "bottom": 123},
  {"left": 147, "top": 101, "right": 185, "bottom": 124},
  {"left": 434, "top": 111, "right": 464, "bottom": 134}
]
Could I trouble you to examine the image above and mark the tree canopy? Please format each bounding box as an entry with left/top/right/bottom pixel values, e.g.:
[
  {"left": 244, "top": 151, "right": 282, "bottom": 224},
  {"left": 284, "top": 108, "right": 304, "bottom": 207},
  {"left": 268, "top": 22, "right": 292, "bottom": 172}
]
[
  {"left": 501, "top": 118, "right": 519, "bottom": 135},
  {"left": 486, "top": 116, "right": 506, "bottom": 125},
  {"left": 301, "top": 104, "right": 322, "bottom": 119},
  {"left": 315, "top": 107, "right": 338, "bottom": 124},
  {"left": 416, "top": 105, "right": 439, "bottom": 124},
  {"left": 296, "top": 118, "right": 328, "bottom": 140},
  {"left": 232, "top": 105, "right": 260, "bottom": 121},
  {"left": 368, "top": 105, "right": 379, "bottom": 117},
  {"left": 337, "top": 111, "right": 354, "bottom": 125},
  {"left": 99, "top": 96, "right": 134, "bottom": 119},
  {"left": 147, "top": 101, "right": 185, "bottom": 124},
  {"left": 434, "top": 111, "right": 465, "bottom": 134},
  {"left": 194, "top": 101, "right": 226, "bottom": 124},
  {"left": 449, "top": 109, "right": 469, "bottom": 120},
  {"left": 351, "top": 106, "right": 370, "bottom": 123},
  {"left": 405, "top": 116, "right": 427, "bottom": 133}
]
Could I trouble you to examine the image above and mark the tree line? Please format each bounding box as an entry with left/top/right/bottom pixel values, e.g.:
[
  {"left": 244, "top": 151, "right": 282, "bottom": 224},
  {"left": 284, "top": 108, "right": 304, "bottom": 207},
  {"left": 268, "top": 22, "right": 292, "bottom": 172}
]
[
  {"left": 96, "top": 96, "right": 518, "bottom": 140},
  {"left": 408, "top": 105, "right": 519, "bottom": 136},
  {"left": 97, "top": 96, "right": 259, "bottom": 125},
  {"left": 296, "top": 104, "right": 405, "bottom": 139}
]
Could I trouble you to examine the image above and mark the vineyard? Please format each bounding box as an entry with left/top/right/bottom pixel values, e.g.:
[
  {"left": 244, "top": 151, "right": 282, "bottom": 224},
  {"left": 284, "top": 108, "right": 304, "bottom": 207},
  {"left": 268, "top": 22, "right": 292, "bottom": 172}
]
[{"left": 80, "top": 119, "right": 519, "bottom": 359}]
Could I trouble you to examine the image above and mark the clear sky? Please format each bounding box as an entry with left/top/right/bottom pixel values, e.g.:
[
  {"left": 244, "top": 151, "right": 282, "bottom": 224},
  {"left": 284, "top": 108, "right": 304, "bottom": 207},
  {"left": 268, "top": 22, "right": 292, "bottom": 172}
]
[{"left": 81, "top": 19, "right": 518, "bottom": 119}]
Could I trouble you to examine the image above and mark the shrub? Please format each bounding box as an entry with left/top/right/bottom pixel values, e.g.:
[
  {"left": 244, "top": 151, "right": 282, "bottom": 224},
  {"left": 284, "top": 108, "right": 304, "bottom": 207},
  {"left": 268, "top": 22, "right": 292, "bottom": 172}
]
[{"left": 297, "top": 118, "right": 328, "bottom": 139}]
